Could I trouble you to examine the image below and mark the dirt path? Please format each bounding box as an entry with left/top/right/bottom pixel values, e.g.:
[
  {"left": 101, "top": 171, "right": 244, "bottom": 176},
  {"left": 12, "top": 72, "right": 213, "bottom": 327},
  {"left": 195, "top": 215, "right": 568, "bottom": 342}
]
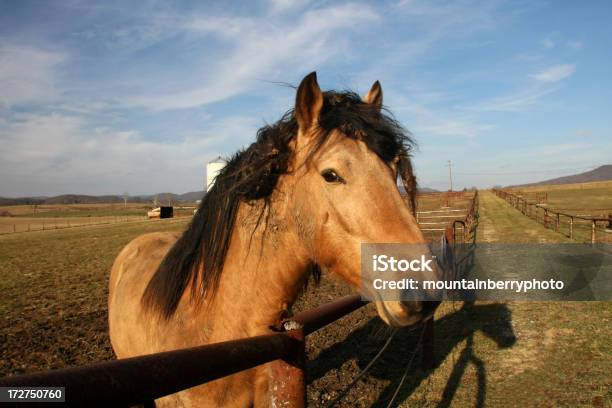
[{"left": 477, "top": 190, "right": 572, "bottom": 243}]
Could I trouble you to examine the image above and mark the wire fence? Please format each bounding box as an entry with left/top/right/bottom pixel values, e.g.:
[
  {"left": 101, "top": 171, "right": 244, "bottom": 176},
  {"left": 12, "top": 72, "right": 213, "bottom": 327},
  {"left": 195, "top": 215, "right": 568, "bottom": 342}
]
[{"left": 0, "top": 214, "right": 194, "bottom": 235}]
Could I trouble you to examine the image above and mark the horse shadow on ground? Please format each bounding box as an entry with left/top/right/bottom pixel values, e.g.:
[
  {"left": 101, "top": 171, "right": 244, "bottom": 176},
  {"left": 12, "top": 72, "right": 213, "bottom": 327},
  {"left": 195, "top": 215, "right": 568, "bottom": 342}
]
[{"left": 306, "top": 301, "right": 517, "bottom": 408}]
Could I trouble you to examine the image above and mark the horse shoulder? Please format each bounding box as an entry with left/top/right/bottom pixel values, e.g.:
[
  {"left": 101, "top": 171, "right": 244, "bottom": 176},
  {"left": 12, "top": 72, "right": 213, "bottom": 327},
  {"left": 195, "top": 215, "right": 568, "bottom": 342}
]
[
  {"left": 108, "top": 231, "right": 180, "bottom": 357},
  {"left": 109, "top": 232, "right": 179, "bottom": 294}
]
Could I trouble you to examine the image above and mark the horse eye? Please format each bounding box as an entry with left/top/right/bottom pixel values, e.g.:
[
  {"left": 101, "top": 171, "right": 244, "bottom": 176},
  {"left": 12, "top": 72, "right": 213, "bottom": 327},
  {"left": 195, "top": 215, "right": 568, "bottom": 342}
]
[{"left": 321, "top": 169, "right": 343, "bottom": 183}]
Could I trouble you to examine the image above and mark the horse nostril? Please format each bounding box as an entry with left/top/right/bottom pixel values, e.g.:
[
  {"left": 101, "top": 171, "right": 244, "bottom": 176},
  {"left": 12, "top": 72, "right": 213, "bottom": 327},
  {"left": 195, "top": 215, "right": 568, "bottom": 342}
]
[
  {"left": 423, "top": 300, "right": 440, "bottom": 315},
  {"left": 401, "top": 301, "right": 422, "bottom": 313}
]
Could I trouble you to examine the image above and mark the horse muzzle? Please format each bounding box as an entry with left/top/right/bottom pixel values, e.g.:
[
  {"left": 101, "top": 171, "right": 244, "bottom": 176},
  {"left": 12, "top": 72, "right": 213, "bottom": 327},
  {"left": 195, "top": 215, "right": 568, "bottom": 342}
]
[{"left": 375, "top": 299, "right": 440, "bottom": 328}]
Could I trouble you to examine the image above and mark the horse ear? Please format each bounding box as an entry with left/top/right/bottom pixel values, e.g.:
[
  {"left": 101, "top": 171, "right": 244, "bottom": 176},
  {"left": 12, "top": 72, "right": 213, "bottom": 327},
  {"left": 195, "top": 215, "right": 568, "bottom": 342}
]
[
  {"left": 363, "top": 80, "right": 383, "bottom": 109},
  {"left": 295, "top": 72, "right": 323, "bottom": 131}
]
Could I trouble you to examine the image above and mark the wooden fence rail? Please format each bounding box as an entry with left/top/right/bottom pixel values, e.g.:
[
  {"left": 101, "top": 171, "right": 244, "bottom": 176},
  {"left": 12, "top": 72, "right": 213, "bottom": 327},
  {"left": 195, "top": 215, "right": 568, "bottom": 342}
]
[{"left": 492, "top": 189, "right": 611, "bottom": 243}]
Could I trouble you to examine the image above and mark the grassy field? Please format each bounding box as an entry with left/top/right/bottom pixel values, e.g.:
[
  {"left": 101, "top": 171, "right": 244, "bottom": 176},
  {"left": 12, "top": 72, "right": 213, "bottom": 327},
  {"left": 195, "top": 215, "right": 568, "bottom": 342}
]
[
  {"left": 503, "top": 182, "right": 612, "bottom": 243},
  {"left": 507, "top": 181, "right": 612, "bottom": 216},
  {"left": 0, "top": 202, "right": 198, "bottom": 218},
  {"left": 0, "top": 203, "right": 197, "bottom": 234},
  {"left": 0, "top": 191, "right": 610, "bottom": 407},
  {"left": 510, "top": 179, "right": 612, "bottom": 192},
  {"left": 0, "top": 218, "right": 190, "bottom": 375}
]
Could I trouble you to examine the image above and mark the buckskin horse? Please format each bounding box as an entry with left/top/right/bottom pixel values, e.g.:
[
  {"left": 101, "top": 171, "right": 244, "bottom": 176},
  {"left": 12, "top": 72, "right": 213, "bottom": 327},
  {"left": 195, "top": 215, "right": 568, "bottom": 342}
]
[{"left": 108, "top": 72, "right": 439, "bottom": 407}]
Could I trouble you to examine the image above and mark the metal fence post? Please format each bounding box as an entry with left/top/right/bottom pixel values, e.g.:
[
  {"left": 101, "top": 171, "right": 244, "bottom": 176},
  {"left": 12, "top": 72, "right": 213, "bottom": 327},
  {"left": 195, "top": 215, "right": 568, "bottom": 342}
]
[
  {"left": 269, "top": 325, "right": 306, "bottom": 408},
  {"left": 422, "top": 318, "right": 435, "bottom": 370}
]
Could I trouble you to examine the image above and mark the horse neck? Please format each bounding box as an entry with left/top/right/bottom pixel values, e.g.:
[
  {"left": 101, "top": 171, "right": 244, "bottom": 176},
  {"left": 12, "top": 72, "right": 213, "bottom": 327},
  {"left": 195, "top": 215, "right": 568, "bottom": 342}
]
[{"left": 202, "top": 198, "right": 310, "bottom": 340}]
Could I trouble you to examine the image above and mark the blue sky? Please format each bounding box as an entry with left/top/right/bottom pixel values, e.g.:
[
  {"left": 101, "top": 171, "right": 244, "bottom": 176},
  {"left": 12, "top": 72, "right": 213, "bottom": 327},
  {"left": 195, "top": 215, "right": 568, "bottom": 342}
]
[{"left": 1, "top": 0, "right": 610, "bottom": 196}]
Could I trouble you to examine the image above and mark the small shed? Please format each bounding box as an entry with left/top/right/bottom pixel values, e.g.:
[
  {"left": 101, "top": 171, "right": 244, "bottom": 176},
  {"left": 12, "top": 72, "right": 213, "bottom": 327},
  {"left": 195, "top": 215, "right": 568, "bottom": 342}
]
[
  {"left": 159, "top": 206, "right": 173, "bottom": 218},
  {"left": 147, "top": 206, "right": 174, "bottom": 219}
]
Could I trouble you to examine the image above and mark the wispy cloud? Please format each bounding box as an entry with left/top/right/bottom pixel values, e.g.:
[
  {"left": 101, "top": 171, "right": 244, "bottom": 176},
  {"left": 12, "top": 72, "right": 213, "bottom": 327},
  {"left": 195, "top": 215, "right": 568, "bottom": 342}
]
[
  {"left": 414, "top": 120, "right": 494, "bottom": 139},
  {"left": 268, "top": 0, "right": 310, "bottom": 14},
  {"left": 0, "top": 112, "right": 261, "bottom": 196},
  {"left": 541, "top": 37, "right": 555, "bottom": 48},
  {"left": 0, "top": 45, "right": 65, "bottom": 109},
  {"left": 461, "top": 85, "right": 559, "bottom": 112},
  {"left": 127, "top": 3, "right": 379, "bottom": 110},
  {"left": 460, "top": 63, "right": 576, "bottom": 112},
  {"left": 0, "top": 1, "right": 609, "bottom": 195},
  {"left": 529, "top": 64, "right": 575, "bottom": 82}
]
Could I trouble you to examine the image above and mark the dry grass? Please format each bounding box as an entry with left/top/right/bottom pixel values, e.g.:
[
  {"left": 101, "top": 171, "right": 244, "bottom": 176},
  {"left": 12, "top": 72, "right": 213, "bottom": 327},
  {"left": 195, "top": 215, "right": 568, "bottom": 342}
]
[
  {"left": 0, "top": 218, "right": 190, "bottom": 376},
  {"left": 0, "top": 203, "right": 197, "bottom": 234},
  {"left": 509, "top": 180, "right": 612, "bottom": 193},
  {"left": 499, "top": 183, "right": 612, "bottom": 243},
  {"left": 0, "top": 202, "right": 198, "bottom": 218},
  {"left": 508, "top": 181, "right": 612, "bottom": 215},
  {"left": 0, "top": 191, "right": 610, "bottom": 407}
]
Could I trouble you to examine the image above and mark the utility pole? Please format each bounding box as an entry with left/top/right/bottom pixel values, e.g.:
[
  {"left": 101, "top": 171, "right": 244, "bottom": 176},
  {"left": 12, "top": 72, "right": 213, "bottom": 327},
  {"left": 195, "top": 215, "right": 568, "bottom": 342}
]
[{"left": 447, "top": 160, "right": 453, "bottom": 192}]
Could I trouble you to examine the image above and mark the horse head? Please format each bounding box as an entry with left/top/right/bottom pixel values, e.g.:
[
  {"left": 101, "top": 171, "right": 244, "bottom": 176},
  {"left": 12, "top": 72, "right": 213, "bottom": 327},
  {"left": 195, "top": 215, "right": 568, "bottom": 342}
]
[{"left": 283, "top": 72, "right": 440, "bottom": 327}]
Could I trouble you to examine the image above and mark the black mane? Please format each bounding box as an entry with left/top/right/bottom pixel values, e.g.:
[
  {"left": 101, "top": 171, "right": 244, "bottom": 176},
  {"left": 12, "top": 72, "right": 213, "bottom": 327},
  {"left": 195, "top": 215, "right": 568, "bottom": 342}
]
[{"left": 142, "top": 90, "right": 417, "bottom": 319}]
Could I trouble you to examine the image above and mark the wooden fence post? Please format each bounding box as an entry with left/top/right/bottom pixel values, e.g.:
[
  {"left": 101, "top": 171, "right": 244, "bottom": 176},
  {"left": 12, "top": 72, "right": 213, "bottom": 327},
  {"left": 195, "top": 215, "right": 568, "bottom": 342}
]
[
  {"left": 591, "top": 220, "right": 596, "bottom": 244},
  {"left": 569, "top": 217, "right": 573, "bottom": 239}
]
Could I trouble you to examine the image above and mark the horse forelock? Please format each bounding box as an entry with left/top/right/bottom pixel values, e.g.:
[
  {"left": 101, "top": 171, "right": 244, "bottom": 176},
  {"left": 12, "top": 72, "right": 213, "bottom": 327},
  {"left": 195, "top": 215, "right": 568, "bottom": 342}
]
[{"left": 141, "top": 90, "right": 416, "bottom": 319}]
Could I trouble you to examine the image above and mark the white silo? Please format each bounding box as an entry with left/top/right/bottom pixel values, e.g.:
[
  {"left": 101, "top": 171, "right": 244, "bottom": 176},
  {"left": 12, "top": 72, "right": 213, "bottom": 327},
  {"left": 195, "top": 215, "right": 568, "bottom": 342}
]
[{"left": 206, "top": 156, "right": 226, "bottom": 192}]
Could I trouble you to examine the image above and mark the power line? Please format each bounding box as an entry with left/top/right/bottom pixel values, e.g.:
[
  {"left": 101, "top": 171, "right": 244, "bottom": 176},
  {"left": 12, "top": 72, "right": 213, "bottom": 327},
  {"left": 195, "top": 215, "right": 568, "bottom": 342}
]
[{"left": 447, "top": 160, "right": 453, "bottom": 191}]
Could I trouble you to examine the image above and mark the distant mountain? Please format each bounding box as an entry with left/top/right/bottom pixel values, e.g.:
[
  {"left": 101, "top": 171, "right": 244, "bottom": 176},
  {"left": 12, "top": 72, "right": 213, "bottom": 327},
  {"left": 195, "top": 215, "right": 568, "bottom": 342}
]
[
  {"left": 1, "top": 184, "right": 446, "bottom": 206},
  {"left": 0, "top": 196, "right": 48, "bottom": 206},
  {"left": 509, "top": 165, "right": 612, "bottom": 187},
  {"left": 418, "top": 187, "right": 439, "bottom": 193},
  {"left": 137, "top": 191, "right": 205, "bottom": 204},
  {"left": 44, "top": 194, "right": 125, "bottom": 204},
  {"left": 398, "top": 185, "right": 439, "bottom": 194},
  {"left": 0, "top": 191, "right": 206, "bottom": 206},
  {"left": 177, "top": 191, "right": 205, "bottom": 202}
]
